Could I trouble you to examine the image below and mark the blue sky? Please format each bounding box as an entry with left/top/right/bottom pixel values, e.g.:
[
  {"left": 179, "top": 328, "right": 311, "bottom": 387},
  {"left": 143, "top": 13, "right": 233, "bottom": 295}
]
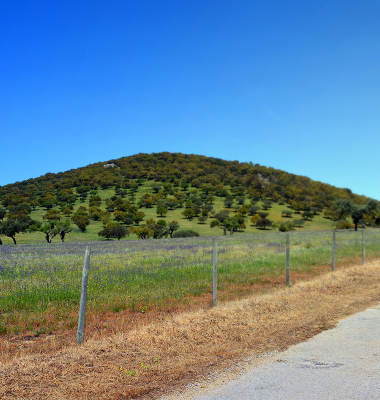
[{"left": 1, "top": 0, "right": 380, "bottom": 199}]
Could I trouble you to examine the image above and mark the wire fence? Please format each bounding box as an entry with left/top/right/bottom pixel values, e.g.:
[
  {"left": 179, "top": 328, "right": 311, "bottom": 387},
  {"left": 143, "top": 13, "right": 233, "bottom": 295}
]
[{"left": 1, "top": 228, "right": 380, "bottom": 360}]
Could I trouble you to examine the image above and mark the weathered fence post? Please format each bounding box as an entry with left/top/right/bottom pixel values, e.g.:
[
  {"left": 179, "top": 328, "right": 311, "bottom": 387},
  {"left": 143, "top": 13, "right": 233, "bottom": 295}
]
[
  {"left": 77, "top": 246, "right": 91, "bottom": 345},
  {"left": 332, "top": 230, "right": 336, "bottom": 272},
  {"left": 362, "top": 230, "right": 365, "bottom": 264},
  {"left": 212, "top": 238, "right": 217, "bottom": 307},
  {"left": 286, "top": 233, "right": 290, "bottom": 286}
]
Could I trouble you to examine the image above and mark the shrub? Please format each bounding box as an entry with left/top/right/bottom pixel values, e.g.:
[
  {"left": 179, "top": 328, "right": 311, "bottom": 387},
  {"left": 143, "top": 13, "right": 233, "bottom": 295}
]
[
  {"left": 273, "top": 221, "right": 294, "bottom": 232},
  {"left": 172, "top": 230, "right": 200, "bottom": 238},
  {"left": 336, "top": 220, "right": 355, "bottom": 229}
]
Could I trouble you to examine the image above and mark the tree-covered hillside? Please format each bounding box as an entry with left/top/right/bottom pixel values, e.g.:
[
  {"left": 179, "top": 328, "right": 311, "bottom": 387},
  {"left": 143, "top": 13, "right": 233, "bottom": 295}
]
[{"left": 0, "top": 152, "right": 378, "bottom": 244}]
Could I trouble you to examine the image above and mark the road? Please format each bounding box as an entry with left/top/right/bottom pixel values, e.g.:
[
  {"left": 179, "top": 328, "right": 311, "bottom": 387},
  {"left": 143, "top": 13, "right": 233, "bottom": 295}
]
[{"left": 169, "top": 304, "right": 380, "bottom": 399}]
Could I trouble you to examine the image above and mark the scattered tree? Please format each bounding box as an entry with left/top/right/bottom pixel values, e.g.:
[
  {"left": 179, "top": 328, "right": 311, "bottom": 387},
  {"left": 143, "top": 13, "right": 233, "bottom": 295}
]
[
  {"left": 256, "top": 218, "right": 273, "bottom": 230},
  {"left": 334, "top": 199, "right": 378, "bottom": 231},
  {"left": 98, "top": 223, "right": 129, "bottom": 240}
]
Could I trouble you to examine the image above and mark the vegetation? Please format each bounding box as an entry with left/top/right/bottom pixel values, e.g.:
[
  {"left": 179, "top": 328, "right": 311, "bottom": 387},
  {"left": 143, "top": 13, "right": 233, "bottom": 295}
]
[{"left": 0, "top": 152, "right": 378, "bottom": 244}]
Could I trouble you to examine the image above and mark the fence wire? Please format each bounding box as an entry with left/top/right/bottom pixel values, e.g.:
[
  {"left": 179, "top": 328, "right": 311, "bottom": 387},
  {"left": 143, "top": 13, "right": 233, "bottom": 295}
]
[{"left": 1, "top": 228, "right": 380, "bottom": 360}]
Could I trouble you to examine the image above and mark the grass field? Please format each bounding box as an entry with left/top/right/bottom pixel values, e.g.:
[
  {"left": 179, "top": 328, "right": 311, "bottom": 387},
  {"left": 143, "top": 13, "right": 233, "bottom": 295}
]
[
  {"left": 2, "top": 259, "right": 380, "bottom": 399},
  {"left": 0, "top": 184, "right": 340, "bottom": 245},
  {"left": 1, "top": 228, "right": 380, "bottom": 344}
]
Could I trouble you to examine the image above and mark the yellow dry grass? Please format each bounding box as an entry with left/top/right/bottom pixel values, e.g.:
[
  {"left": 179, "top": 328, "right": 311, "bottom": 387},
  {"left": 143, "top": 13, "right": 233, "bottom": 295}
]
[{"left": 1, "top": 260, "right": 380, "bottom": 399}]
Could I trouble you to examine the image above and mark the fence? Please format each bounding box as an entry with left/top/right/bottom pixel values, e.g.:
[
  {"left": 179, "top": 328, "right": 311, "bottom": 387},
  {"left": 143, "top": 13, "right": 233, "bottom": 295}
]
[{"left": 1, "top": 228, "right": 380, "bottom": 359}]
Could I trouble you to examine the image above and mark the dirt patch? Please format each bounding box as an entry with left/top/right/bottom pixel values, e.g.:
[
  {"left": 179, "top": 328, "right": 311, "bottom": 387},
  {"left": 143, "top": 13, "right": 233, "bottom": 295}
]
[{"left": 1, "top": 260, "right": 380, "bottom": 399}]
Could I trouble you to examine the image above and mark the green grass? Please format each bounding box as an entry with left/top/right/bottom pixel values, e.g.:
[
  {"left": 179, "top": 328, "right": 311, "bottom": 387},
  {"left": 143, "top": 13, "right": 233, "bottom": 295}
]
[
  {"left": 1, "top": 184, "right": 340, "bottom": 245},
  {"left": 1, "top": 229, "right": 380, "bottom": 335}
]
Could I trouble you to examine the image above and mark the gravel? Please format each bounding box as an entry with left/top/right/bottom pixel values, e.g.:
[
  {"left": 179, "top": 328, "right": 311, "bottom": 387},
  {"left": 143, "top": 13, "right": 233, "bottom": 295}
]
[{"left": 179, "top": 304, "right": 380, "bottom": 399}]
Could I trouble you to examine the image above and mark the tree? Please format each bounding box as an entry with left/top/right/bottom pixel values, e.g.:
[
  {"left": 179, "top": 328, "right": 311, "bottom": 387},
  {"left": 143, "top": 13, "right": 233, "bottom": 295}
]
[
  {"left": 0, "top": 208, "right": 6, "bottom": 221},
  {"left": 334, "top": 199, "right": 378, "bottom": 231},
  {"left": 0, "top": 217, "right": 35, "bottom": 244},
  {"left": 210, "top": 219, "right": 227, "bottom": 235},
  {"left": 258, "top": 211, "right": 269, "bottom": 219},
  {"left": 198, "top": 215, "right": 208, "bottom": 224},
  {"left": 248, "top": 205, "right": 260, "bottom": 216},
  {"left": 256, "top": 218, "right": 273, "bottom": 230},
  {"left": 40, "top": 222, "right": 59, "bottom": 243},
  {"left": 182, "top": 208, "right": 195, "bottom": 219},
  {"left": 250, "top": 214, "right": 261, "bottom": 226},
  {"left": 131, "top": 225, "right": 153, "bottom": 239},
  {"left": 43, "top": 209, "right": 62, "bottom": 221},
  {"left": 224, "top": 199, "right": 234, "bottom": 208},
  {"left": 281, "top": 210, "right": 293, "bottom": 218},
  {"left": 293, "top": 219, "right": 305, "bottom": 228},
  {"left": 71, "top": 214, "right": 90, "bottom": 232},
  {"left": 133, "top": 211, "right": 145, "bottom": 225},
  {"left": 57, "top": 219, "right": 72, "bottom": 242},
  {"left": 156, "top": 206, "right": 168, "bottom": 217},
  {"left": 166, "top": 200, "right": 178, "bottom": 210},
  {"left": 98, "top": 223, "right": 129, "bottom": 240},
  {"left": 42, "top": 200, "right": 54, "bottom": 210},
  {"left": 302, "top": 211, "right": 314, "bottom": 221},
  {"left": 273, "top": 221, "right": 294, "bottom": 232},
  {"left": 167, "top": 220, "right": 180, "bottom": 238}
]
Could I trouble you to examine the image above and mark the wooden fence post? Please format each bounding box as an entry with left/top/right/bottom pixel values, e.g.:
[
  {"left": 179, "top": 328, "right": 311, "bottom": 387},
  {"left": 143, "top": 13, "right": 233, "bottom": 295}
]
[
  {"left": 286, "top": 233, "right": 290, "bottom": 285},
  {"left": 77, "top": 246, "right": 91, "bottom": 345},
  {"left": 212, "top": 238, "right": 217, "bottom": 307},
  {"left": 332, "top": 230, "right": 336, "bottom": 272},
  {"left": 362, "top": 230, "right": 365, "bottom": 264}
]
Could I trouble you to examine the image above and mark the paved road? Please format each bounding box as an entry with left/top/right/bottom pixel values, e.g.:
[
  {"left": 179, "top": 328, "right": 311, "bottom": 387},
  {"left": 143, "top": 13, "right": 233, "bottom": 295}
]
[{"left": 184, "top": 304, "right": 380, "bottom": 399}]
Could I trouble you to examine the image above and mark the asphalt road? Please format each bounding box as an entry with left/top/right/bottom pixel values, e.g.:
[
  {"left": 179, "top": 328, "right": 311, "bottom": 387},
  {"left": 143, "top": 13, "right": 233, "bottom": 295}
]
[{"left": 175, "top": 304, "right": 380, "bottom": 399}]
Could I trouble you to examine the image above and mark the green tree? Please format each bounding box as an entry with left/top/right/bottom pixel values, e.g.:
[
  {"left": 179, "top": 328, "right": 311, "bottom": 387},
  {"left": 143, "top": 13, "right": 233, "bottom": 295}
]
[
  {"left": 57, "top": 219, "right": 72, "bottom": 242},
  {"left": 248, "top": 205, "right": 260, "bottom": 216},
  {"left": 293, "top": 219, "right": 305, "bottom": 228},
  {"left": 258, "top": 211, "right": 269, "bottom": 219},
  {"left": 0, "top": 217, "right": 35, "bottom": 245},
  {"left": 71, "top": 214, "right": 90, "bottom": 232},
  {"left": 198, "top": 215, "right": 208, "bottom": 224},
  {"left": 156, "top": 206, "right": 168, "bottom": 217},
  {"left": 256, "top": 218, "right": 272, "bottom": 230},
  {"left": 167, "top": 220, "right": 180, "bottom": 238},
  {"left": 133, "top": 211, "right": 145, "bottom": 225},
  {"left": 98, "top": 223, "right": 129, "bottom": 240},
  {"left": 0, "top": 208, "right": 6, "bottom": 221},
  {"left": 131, "top": 225, "right": 153, "bottom": 239},
  {"left": 273, "top": 220, "right": 294, "bottom": 232},
  {"left": 281, "top": 210, "right": 293, "bottom": 218},
  {"left": 334, "top": 199, "right": 378, "bottom": 231},
  {"left": 182, "top": 208, "right": 195, "bottom": 219},
  {"left": 224, "top": 199, "right": 234, "bottom": 208},
  {"left": 302, "top": 211, "right": 314, "bottom": 221}
]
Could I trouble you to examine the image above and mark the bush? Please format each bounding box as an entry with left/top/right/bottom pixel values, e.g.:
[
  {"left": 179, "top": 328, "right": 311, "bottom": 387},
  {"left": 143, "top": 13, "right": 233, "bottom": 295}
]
[
  {"left": 336, "top": 220, "right": 355, "bottom": 229},
  {"left": 273, "top": 221, "right": 294, "bottom": 232},
  {"left": 172, "top": 230, "right": 200, "bottom": 238}
]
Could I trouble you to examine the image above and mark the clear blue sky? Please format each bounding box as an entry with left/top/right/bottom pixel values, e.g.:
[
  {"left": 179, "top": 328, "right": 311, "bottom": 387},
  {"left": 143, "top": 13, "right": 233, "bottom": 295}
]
[{"left": 1, "top": 0, "right": 379, "bottom": 199}]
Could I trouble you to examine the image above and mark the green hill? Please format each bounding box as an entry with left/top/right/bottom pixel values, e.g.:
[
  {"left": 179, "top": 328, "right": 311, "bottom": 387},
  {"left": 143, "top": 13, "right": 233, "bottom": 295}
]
[{"left": 0, "top": 152, "right": 377, "bottom": 244}]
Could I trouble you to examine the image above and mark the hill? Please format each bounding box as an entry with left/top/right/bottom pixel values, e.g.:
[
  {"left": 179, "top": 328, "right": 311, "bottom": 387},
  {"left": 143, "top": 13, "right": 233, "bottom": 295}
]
[{"left": 0, "top": 152, "right": 377, "bottom": 244}]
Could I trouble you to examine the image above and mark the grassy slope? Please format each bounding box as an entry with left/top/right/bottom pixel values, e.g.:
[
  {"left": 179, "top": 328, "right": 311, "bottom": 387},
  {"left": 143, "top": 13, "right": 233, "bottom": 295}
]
[{"left": 1, "top": 184, "right": 336, "bottom": 245}]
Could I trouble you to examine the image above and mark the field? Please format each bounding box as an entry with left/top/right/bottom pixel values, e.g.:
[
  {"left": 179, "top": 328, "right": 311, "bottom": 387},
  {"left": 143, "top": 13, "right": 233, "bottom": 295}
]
[
  {"left": 0, "top": 183, "right": 339, "bottom": 245},
  {"left": 1, "top": 228, "right": 380, "bottom": 362},
  {"left": 1, "top": 257, "right": 380, "bottom": 399}
]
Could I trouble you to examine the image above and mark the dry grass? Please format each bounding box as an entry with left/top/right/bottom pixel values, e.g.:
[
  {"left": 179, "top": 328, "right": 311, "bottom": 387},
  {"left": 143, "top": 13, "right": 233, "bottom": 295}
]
[{"left": 1, "top": 260, "right": 380, "bottom": 399}]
